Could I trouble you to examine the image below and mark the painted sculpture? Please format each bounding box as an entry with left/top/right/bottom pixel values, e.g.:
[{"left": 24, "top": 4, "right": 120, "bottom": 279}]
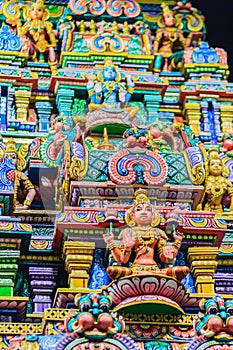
[
  {"left": 4, "top": 0, "right": 58, "bottom": 74},
  {"left": 40, "top": 115, "right": 83, "bottom": 168},
  {"left": 197, "top": 148, "right": 233, "bottom": 213},
  {"left": 153, "top": 3, "right": 187, "bottom": 71},
  {"left": 194, "top": 295, "right": 233, "bottom": 338},
  {"left": 67, "top": 293, "right": 124, "bottom": 340},
  {"left": 87, "top": 57, "right": 138, "bottom": 120},
  {"left": 3, "top": 140, "right": 36, "bottom": 210},
  {"left": 103, "top": 189, "right": 189, "bottom": 281}
]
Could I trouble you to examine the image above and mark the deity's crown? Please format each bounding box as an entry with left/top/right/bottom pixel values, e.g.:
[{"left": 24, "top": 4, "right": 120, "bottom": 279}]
[
  {"left": 208, "top": 146, "right": 220, "bottom": 160},
  {"left": 33, "top": 0, "right": 45, "bottom": 8},
  {"left": 104, "top": 57, "right": 115, "bottom": 69},
  {"left": 161, "top": 2, "right": 173, "bottom": 16},
  {"left": 4, "top": 139, "right": 17, "bottom": 155},
  {"left": 133, "top": 189, "right": 151, "bottom": 206}
]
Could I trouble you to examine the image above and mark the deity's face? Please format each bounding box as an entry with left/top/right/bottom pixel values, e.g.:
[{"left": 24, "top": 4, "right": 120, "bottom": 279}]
[
  {"left": 30, "top": 4, "right": 45, "bottom": 20},
  {"left": 103, "top": 67, "right": 117, "bottom": 81},
  {"left": 131, "top": 203, "right": 154, "bottom": 226},
  {"left": 209, "top": 158, "right": 223, "bottom": 176},
  {"left": 163, "top": 13, "right": 176, "bottom": 27},
  {"left": 5, "top": 152, "right": 18, "bottom": 165}
]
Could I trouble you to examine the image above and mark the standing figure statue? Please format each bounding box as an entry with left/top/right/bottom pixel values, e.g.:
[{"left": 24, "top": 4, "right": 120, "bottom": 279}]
[
  {"left": 87, "top": 57, "right": 138, "bottom": 120},
  {"left": 197, "top": 148, "right": 233, "bottom": 213},
  {"left": 4, "top": 0, "right": 58, "bottom": 75},
  {"left": 103, "top": 189, "right": 189, "bottom": 281},
  {"left": 4, "top": 140, "right": 36, "bottom": 210},
  {"left": 153, "top": 2, "right": 188, "bottom": 71}
]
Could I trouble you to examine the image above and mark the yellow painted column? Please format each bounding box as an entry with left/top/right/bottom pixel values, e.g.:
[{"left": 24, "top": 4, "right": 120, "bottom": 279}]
[
  {"left": 187, "top": 247, "right": 218, "bottom": 294},
  {"left": 183, "top": 102, "right": 201, "bottom": 134},
  {"left": 63, "top": 241, "right": 95, "bottom": 289},
  {"left": 15, "top": 89, "right": 31, "bottom": 121},
  {"left": 220, "top": 104, "right": 233, "bottom": 134}
]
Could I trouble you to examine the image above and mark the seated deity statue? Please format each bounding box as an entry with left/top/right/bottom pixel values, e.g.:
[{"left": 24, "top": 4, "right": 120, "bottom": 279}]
[
  {"left": 3, "top": 140, "right": 36, "bottom": 210},
  {"left": 197, "top": 148, "right": 233, "bottom": 213},
  {"left": 103, "top": 189, "right": 189, "bottom": 281},
  {"left": 86, "top": 57, "right": 138, "bottom": 120},
  {"left": 153, "top": 3, "right": 188, "bottom": 71}
]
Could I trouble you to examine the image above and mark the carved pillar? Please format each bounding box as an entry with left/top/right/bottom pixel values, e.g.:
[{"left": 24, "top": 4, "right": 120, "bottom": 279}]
[
  {"left": 35, "top": 97, "right": 53, "bottom": 132},
  {"left": 14, "top": 87, "right": 31, "bottom": 121},
  {"left": 183, "top": 101, "right": 201, "bottom": 134},
  {"left": 188, "top": 247, "right": 218, "bottom": 294},
  {"left": 63, "top": 241, "right": 95, "bottom": 288},
  {"left": 56, "top": 86, "right": 75, "bottom": 117},
  {"left": 29, "top": 267, "right": 58, "bottom": 313},
  {"left": 0, "top": 250, "right": 20, "bottom": 296},
  {"left": 220, "top": 103, "right": 233, "bottom": 134},
  {"left": 144, "top": 93, "right": 161, "bottom": 124}
]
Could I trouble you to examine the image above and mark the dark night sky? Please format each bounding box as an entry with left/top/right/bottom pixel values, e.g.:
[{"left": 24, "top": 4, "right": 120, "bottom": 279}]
[{"left": 191, "top": 1, "right": 233, "bottom": 81}]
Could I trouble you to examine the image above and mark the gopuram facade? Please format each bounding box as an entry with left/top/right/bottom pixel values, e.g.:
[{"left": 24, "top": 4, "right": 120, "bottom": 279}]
[{"left": 0, "top": 0, "right": 232, "bottom": 349}]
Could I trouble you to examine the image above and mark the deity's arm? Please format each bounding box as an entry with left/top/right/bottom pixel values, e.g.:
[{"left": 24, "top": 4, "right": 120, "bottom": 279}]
[
  {"left": 109, "top": 245, "right": 131, "bottom": 264},
  {"left": 226, "top": 179, "right": 233, "bottom": 210},
  {"left": 153, "top": 29, "right": 163, "bottom": 53},
  {"left": 157, "top": 229, "right": 182, "bottom": 263},
  {"left": 87, "top": 80, "right": 103, "bottom": 104},
  {"left": 178, "top": 30, "right": 186, "bottom": 48},
  {"left": 45, "top": 21, "right": 57, "bottom": 47},
  {"left": 17, "top": 21, "right": 30, "bottom": 37},
  {"left": 17, "top": 171, "right": 36, "bottom": 209},
  {"left": 103, "top": 228, "right": 133, "bottom": 264}
]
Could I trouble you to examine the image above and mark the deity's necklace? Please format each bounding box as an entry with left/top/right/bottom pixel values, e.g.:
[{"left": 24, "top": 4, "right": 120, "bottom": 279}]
[
  {"left": 104, "top": 81, "right": 117, "bottom": 94},
  {"left": 134, "top": 227, "right": 157, "bottom": 247},
  {"left": 165, "top": 27, "right": 178, "bottom": 42}
]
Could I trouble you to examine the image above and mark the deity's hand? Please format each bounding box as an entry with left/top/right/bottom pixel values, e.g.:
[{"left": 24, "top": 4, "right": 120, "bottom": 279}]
[
  {"left": 124, "top": 239, "right": 135, "bottom": 250},
  {"left": 173, "top": 230, "right": 183, "bottom": 243},
  {"left": 103, "top": 231, "right": 114, "bottom": 245},
  {"left": 162, "top": 245, "right": 175, "bottom": 260},
  {"left": 126, "top": 75, "right": 135, "bottom": 88},
  {"left": 86, "top": 74, "right": 96, "bottom": 90},
  {"left": 122, "top": 231, "right": 135, "bottom": 250},
  {"left": 94, "top": 82, "right": 102, "bottom": 94},
  {"left": 119, "top": 91, "right": 126, "bottom": 103},
  {"left": 6, "top": 18, "right": 22, "bottom": 27}
]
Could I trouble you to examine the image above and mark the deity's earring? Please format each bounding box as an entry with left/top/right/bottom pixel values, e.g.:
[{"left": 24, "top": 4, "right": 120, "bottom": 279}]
[
  {"left": 125, "top": 209, "right": 136, "bottom": 227},
  {"left": 151, "top": 210, "right": 161, "bottom": 227},
  {"left": 43, "top": 9, "right": 50, "bottom": 21},
  {"left": 222, "top": 165, "right": 230, "bottom": 178}
]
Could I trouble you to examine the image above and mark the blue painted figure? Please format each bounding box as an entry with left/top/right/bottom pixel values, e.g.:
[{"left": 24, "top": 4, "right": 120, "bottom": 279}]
[{"left": 87, "top": 57, "right": 138, "bottom": 119}]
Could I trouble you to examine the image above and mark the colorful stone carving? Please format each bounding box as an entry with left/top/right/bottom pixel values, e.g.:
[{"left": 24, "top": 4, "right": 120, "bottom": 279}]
[
  {"left": 40, "top": 116, "right": 84, "bottom": 168},
  {"left": 3, "top": 139, "right": 36, "bottom": 210},
  {"left": 69, "top": 0, "right": 140, "bottom": 18},
  {"left": 87, "top": 58, "right": 137, "bottom": 118},
  {"left": 194, "top": 295, "right": 233, "bottom": 338},
  {"left": 3, "top": 0, "right": 58, "bottom": 74},
  {"left": 0, "top": 0, "right": 233, "bottom": 349},
  {"left": 103, "top": 188, "right": 189, "bottom": 281},
  {"left": 108, "top": 149, "right": 168, "bottom": 185},
  {"left": 67, "top": 292, "right": 124, "bottom": 340},
  {"left": 153, "top": 3, "right": 188, "bottom": 71},
  {"left": 197, "top": 148, "right": 233, "bottom": 212}
]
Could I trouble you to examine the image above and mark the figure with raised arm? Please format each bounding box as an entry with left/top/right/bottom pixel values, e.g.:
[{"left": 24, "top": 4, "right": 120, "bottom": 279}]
[
  {"left": 87, "top": 57, "right": 138, "bottom": 120},
  {"left": 103, "top": 189, "right": 189, "bottom": 281}
]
